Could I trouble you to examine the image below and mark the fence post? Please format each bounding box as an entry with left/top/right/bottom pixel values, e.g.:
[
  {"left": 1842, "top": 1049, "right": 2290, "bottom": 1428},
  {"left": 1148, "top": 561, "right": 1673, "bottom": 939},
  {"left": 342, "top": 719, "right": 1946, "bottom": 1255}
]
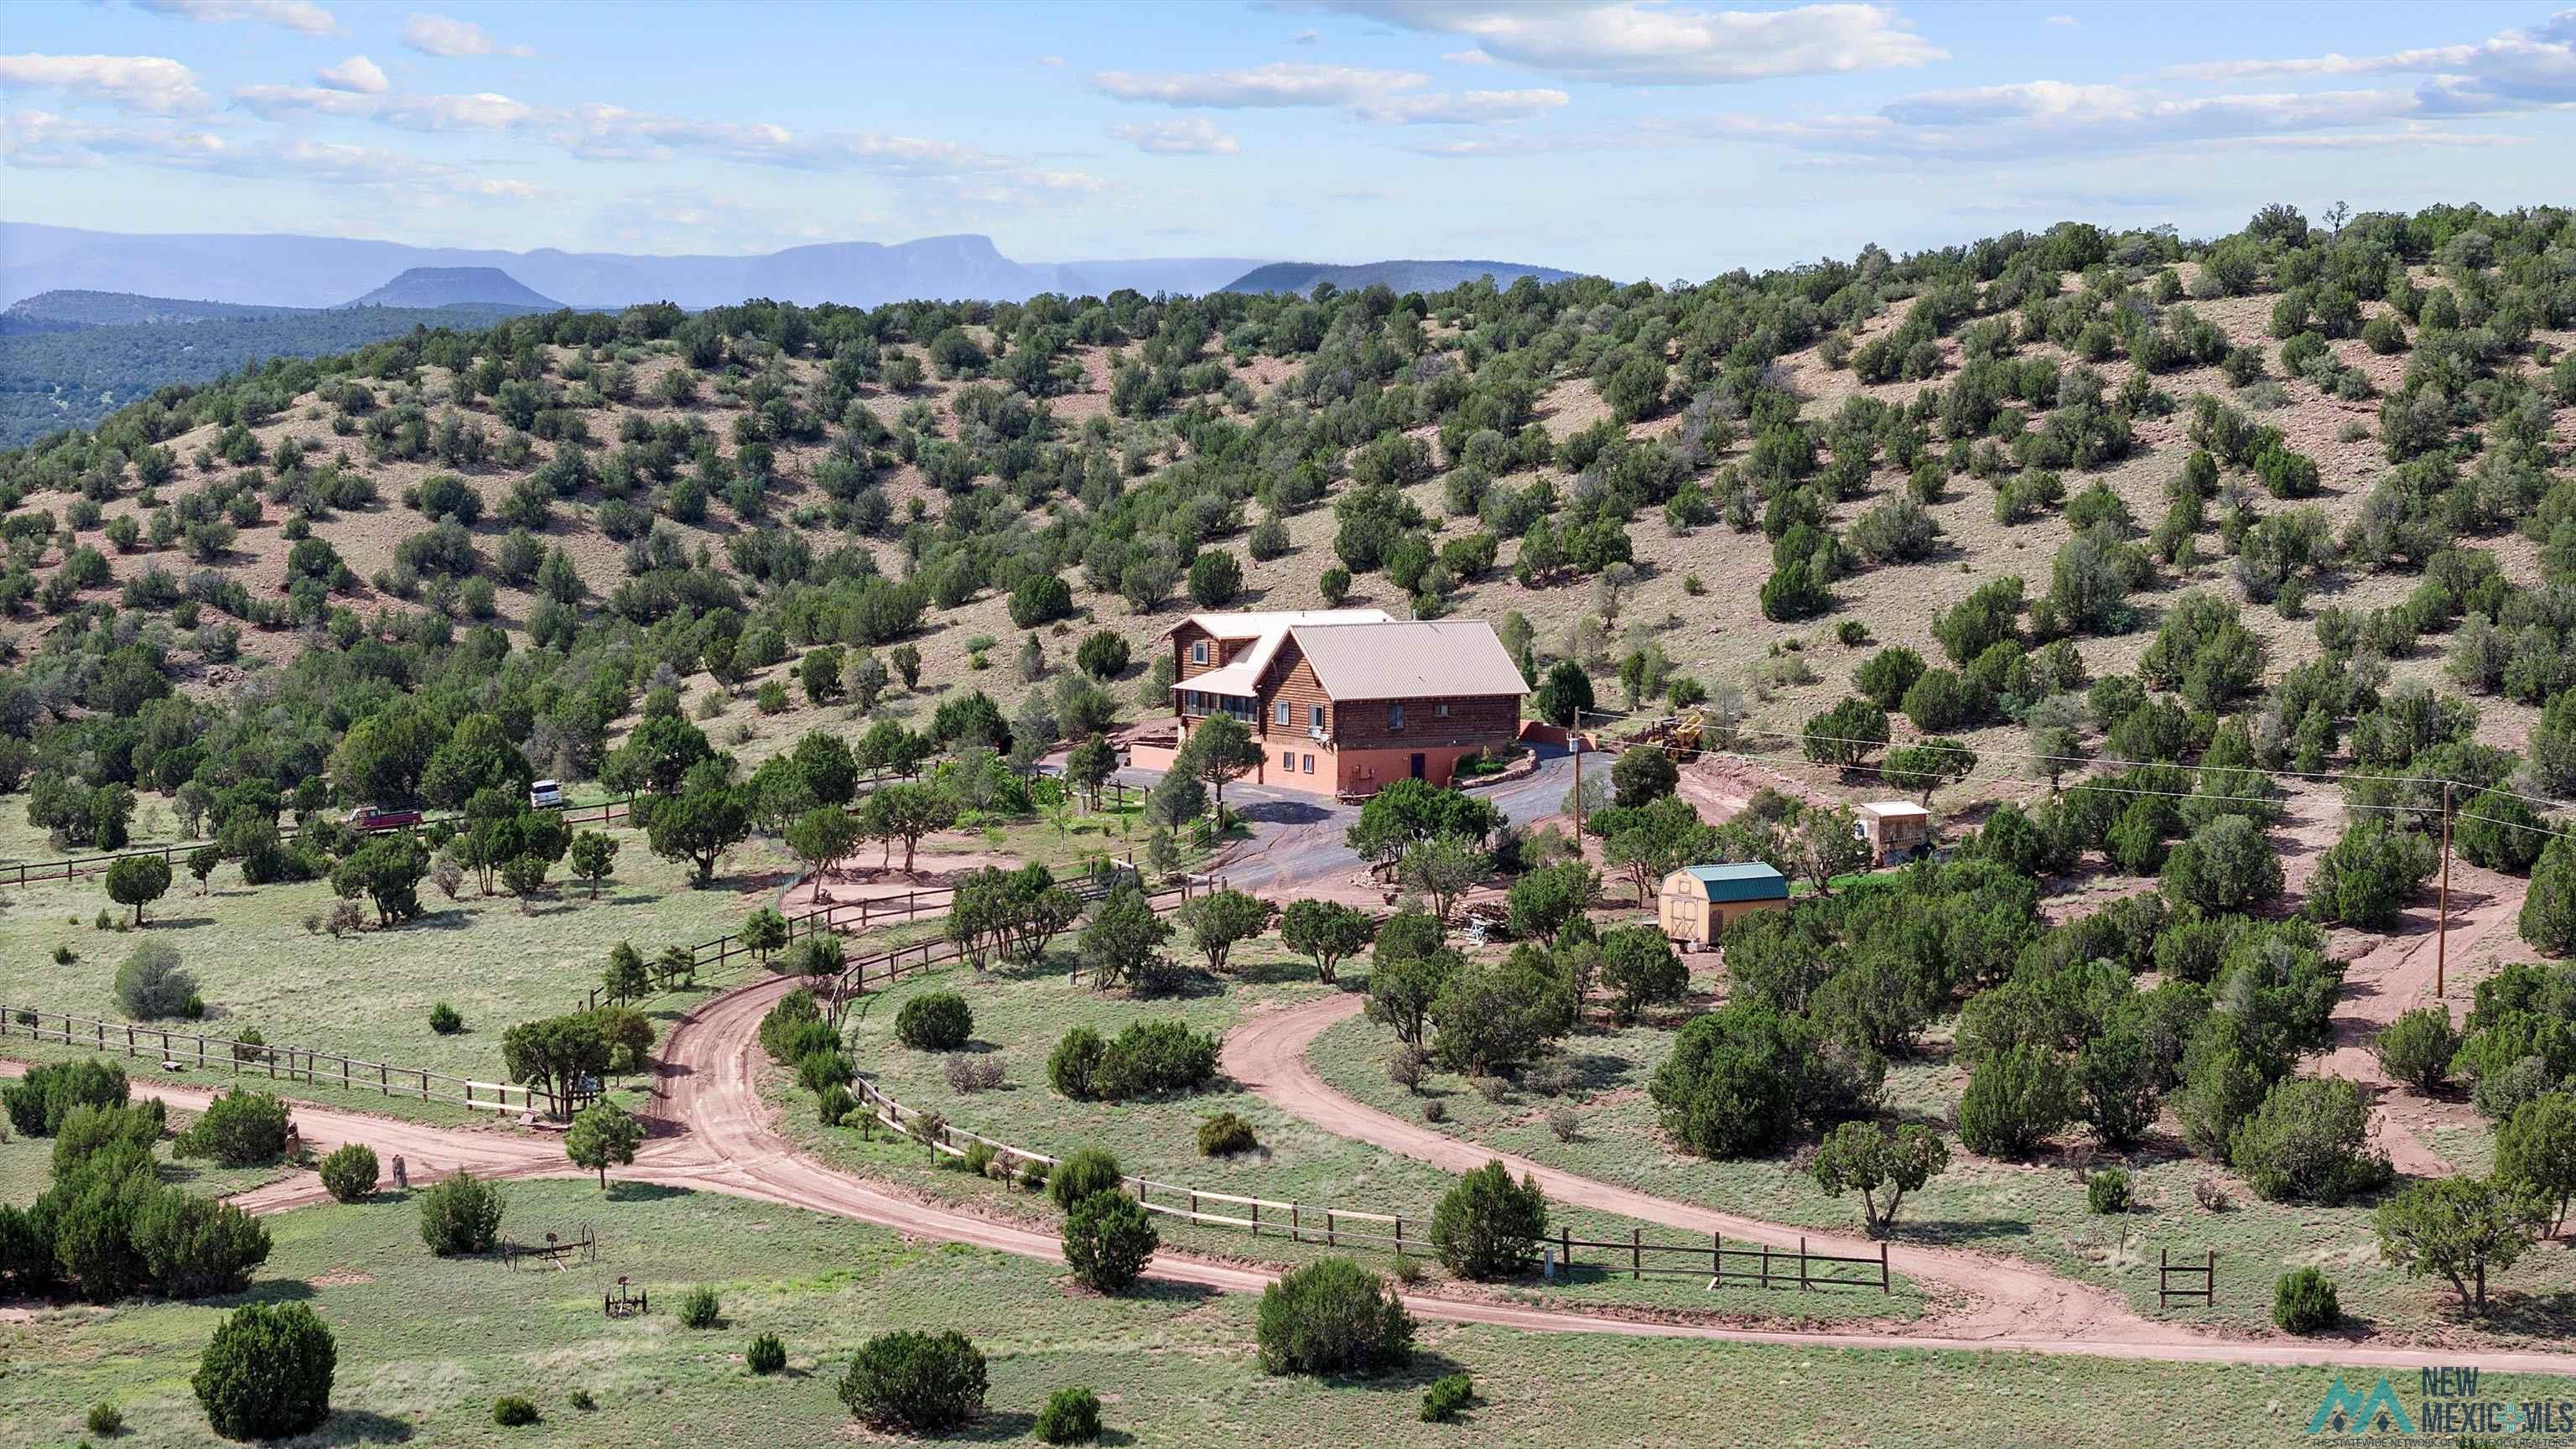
[
  {"left": 1631, "top": 1227, "right": 1640, "bottom": 1280},
  {"left": 1881, "top": 1240, "right": 1890, "bottom": 1294},
  {"left": 1291, "top": 1203, "right": 1299, "bottom": 1243},
  {"left": 1713, "top": 1230, "right": 1722, "bottom": 1279},
  {"left": 1760, "top": 1241, "right": 1770, "bottom": 1291},
  {"left": 1800, "top": 1236, "right": 1810, "bottom": 1292},
  {"left": 1561, "top": 1224, "right": 1571, "bottom": 1272}
]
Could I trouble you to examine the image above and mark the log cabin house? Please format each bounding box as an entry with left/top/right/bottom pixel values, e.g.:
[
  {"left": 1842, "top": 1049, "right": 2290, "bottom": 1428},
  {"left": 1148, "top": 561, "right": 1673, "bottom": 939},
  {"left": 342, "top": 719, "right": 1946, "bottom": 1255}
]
[{"left": 1149, "top": 610, "right": 1530, "bottom": 799}]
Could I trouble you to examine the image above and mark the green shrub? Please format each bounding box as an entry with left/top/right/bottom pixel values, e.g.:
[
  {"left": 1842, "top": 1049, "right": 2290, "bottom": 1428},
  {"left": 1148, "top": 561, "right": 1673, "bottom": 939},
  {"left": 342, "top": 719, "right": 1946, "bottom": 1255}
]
[
  {"left": 1254, "top": 1257, "right": 1415, "bottom": 1377},
  {"left": 192, "top": 1302, "right": 335, "bottom": 1441},
  {"left": 2374, "top": 1007, "right": 2459, "bottom": 1091},
  {"left": 894, "top": 991, "right": 973, "bottom": 1051},
  {"left": 493, "top": 1394, "right": 540, "bottom": 1427},
  {"left": 428, "top": 1002, "right": 463, "bottom": 1035},
  {"left": 1035, "top": 1384, "right": 1104, "bottom": 1443},
  {"left": 3, "top": 1058, "right": 128, "bottom": 1137},
  {"left": 1047, "top": 1026, "right": 1106, "bottom": 1098},
  {"left": 1196, "top": 1111, "right": 1257, "bottom": 1156},
  {"left": 678, "top": 1285, "right": 720, "bottom": 1328},
  {"left": 317, "top": 1143, "right": 379, "bottom": 1203},
  {"left": 417, "top": 1171, "right": 504, "bottom": 1256},
  {"left": 569, "top": 1388, "right": 597, "bottom": 1411},
  {"left": 837, "top": 1330, "right": 987, "bottom": 1433},
  {"left": 86, "top": 1401, "right": 122, "bottom": 1436},
  {"left": 2229, "top": 1077, "right": 2392, "bottom": 1203},
  {"left": 817, "top": 1083, "right": 857, "bottom": 1127},
  {"left": 1420, "top": 1372, "right": 1476, "bottom": 1423},
  {"left": 1092, "top": 1018, "right": 1218, "bottom": 1100},
  {"left": 2272, "top": 1266, "right": 2341, "bottom": 1333},
  {"left": 1046, "top": 1148, "right": 1124, "bottom": 1211},
  {"left": 1957, "top": 1046, "right": 2075, "bottom": 1159},
  {"left": 113, "top": 938, "right": 196, "bottom": 1020},
  {"left": 1062, "top": 1189, "right": 1157, "bottom": 1293},
  {"left": 746, "top": 1332, "right": 787, "bottom": 1375},
  {"left": 173, "top": 1091, "right": 290, "bottom": 1166},
  {"left": 796, "top": 1048, "right": 854, "bottom": 1093},
  {"left": 2086, "top": 1167, "right": 2132, "bottom": 1215},
  {"left": 1430, "top": 1160, "right": 1547, "bottom": 1280}
]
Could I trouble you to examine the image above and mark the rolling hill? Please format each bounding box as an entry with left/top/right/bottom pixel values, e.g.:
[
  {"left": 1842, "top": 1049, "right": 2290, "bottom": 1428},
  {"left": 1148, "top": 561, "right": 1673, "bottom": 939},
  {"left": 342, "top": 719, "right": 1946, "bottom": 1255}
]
[
  {"left": 340, "top": 267, "right": 565, "bottom": 312},
  {"left": 1221, "top": 258, "right": 1585, "bottom": 296}
]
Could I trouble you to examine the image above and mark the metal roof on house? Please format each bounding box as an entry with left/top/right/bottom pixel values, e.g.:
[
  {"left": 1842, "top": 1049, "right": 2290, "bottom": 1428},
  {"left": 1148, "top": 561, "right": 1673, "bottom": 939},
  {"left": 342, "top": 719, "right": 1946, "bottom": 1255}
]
[
  {"left": 1161, "top": 610, "right": 1395, "bottom": 699},
  {"left": 1670, "top": 862, "right": 1790, "bottom": 902},
  {"left": 1285, "top": 620, "right": 1531, "bottom": 701},
  {"left": 1860, "top": 800, "right": 1931, "bottom": 818}
]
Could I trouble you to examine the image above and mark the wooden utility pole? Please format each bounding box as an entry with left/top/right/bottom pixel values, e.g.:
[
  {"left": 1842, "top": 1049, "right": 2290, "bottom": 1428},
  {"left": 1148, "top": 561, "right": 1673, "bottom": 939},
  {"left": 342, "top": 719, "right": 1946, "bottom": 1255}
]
[
  {"left": 2435, "top": 780, "right": 2453, "bottom": 1000},
  {"left": 1570, "top": 709, "right": 1586, "bottom": 839}
]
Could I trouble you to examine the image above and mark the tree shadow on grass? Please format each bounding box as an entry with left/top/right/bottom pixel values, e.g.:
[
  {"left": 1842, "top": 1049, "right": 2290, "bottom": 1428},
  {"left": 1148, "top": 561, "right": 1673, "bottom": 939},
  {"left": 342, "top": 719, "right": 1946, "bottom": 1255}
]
[
  {"left": 1228, "top": 958, "right": 1326, "bottom": 988},
  {"left": 2470, "top": 1290, "right": 2576, "bottom": 1340},
  {"left": 310, "top": 1409, "right": 417, "bottom": 1445},
  {"left": 1894, "top": 1216, "right": 2036, "bottom": 1246},
  {"left": 150, "top": 915, "right": 217, "bottom": 931},
  {"left": 604, "top": 1180, "right": 693, "bottom": 1204}
]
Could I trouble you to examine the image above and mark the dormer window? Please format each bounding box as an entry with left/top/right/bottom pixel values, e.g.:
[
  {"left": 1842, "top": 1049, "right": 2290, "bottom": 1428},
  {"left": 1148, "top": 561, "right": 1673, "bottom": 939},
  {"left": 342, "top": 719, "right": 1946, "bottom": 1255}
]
[
  {"left": 1274, "top": 700, "right": 1290, "bottom": 724},
  {"left": 1191, "top": 641, "right": 1208, "bottom": 665},
  {"left": 1388, "top": 704, "right": 1405, "bottom": 730}
]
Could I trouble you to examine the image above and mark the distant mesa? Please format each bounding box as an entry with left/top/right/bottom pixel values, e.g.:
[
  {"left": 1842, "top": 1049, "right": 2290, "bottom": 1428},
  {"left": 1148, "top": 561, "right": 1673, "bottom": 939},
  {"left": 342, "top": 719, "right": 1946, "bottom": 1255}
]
[
  {"left": 340, "top": 267, "right": 565, "bottom": 312},
  {"left": 1220, "top": 259, "right": 1583, "bottom": 297}
]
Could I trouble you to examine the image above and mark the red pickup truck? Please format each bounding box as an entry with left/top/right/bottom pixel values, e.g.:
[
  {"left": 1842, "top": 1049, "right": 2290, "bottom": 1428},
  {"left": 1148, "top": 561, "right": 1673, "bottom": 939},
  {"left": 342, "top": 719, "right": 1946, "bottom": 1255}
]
[{"left": 347, "top": 805, "right": 424, "bottom": 832}]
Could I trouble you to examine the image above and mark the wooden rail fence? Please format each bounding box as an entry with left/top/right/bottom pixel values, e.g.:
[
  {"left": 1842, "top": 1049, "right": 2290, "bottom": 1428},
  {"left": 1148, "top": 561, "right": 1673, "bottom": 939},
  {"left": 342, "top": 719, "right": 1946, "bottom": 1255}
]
[
  {"left": 0, "top": 1002, "right": 540, "bottom": 1114},
  {"left": 840, "top": 1058, "right": 1885, "bottom": 1291}
]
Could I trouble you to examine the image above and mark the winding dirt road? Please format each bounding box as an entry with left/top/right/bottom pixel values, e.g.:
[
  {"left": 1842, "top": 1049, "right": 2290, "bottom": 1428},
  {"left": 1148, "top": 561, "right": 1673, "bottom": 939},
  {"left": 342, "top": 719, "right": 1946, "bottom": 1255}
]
[
  {"left": 20, "top": 970, "right": 2576, "bottom": 1374},
  {"left": 1218, "top": 992, "right": 2576, "bottom": 1374}
]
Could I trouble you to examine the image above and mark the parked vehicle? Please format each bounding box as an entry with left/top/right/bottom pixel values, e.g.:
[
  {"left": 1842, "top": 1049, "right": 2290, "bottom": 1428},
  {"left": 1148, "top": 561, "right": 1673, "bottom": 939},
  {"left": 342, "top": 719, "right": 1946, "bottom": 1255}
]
[
  {"left": 347, "top": 805, "right": 423, "bottom": 831},
  {"left": 528, "top": 779, "right": 565, "bottom": 809}
]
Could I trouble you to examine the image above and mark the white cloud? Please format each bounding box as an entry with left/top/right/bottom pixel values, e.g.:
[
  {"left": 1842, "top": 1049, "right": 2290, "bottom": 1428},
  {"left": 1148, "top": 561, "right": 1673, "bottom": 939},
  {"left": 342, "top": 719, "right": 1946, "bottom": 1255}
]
[
  {"left": 1092, "top": 61, "right": 1427, "bottom": 108},
  {"left": 1441, "top": 49, "right": 1496, "bottom": 65},
  {"left": 1320, "top": 2, "right": 1943, "bottom": 84},
  {"left": 1290, "top": 29, "right": 1322, "bottom": 44},
  {"left": 233, "top": 83, "right": 378, "bottom": 118},
  {"left": 1110, "top": 117, "right": 1241, "bottom": 154},
  {"left": 134, "top": 0, "right": 338, "bottom": 36},
  {"left": 1037, "top": 55, "right": 1065, "bottom": 66},
  {"left": 231, "top": 82, "right": 545, "bottom": 131},
  {"left": 1358, "top": 87, "right": 1568, "bottom": 123},
  {"left": 377, "top": 90, "right": 544, "bottom": 131},
  {"left": 0, "top": 108, "right": 231, "bottom": 168},
  {"left": 1090, "top": 60, "right": 1558, "bottom": 125},
  {"left": 2044, "top": 14, "right": 2077, "bottom": 26},
  {"left": 1404, "top": 76, "right": 2484, "bottom": 164},
  {"left": 316, "top": 55, "right": 389, "bottom": 95},
  {"left": 0, "top": 54, "right": 208, "bottom": 114},
  {"left": 0, "top": 108, "right": 550, "bottom": 200},
  {"left": 2165, "top": 11, "right": 2575, "bottom": 112},
  {"left": 401, "top": 12, "right": 532, "bottom": 59}
]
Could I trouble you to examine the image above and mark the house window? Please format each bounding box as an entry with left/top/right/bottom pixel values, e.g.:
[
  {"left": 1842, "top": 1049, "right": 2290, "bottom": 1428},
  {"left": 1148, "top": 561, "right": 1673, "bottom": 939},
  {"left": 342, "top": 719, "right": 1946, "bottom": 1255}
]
[
  {"left": 1275, "top": 700, "right": 1290, "bottom": 725},
  {"left": 1435, "top": 701, "right": 1449, "bottom": 718},
  {"left": 1310, "top": 704, "right": 1326, "bottom": 730},
  {"left": 1388, "top": 704, "right": 1405, "bottom": 731},
  {"left": 1191, "top": 641, "right": 1208, "bottom": 665},
  {"left": 1301, "top": 754, "right": 1315, "bottom": 773},
  {"left": 1280, "top": 750, "right": 1294, "bottom": 769}
]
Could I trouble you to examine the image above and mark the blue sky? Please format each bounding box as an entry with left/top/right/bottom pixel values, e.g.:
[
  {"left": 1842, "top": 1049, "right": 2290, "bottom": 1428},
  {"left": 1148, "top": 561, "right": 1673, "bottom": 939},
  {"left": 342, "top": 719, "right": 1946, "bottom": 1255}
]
[{"left": 2, "top": 1, "right": 2570, "bottom": 277}]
